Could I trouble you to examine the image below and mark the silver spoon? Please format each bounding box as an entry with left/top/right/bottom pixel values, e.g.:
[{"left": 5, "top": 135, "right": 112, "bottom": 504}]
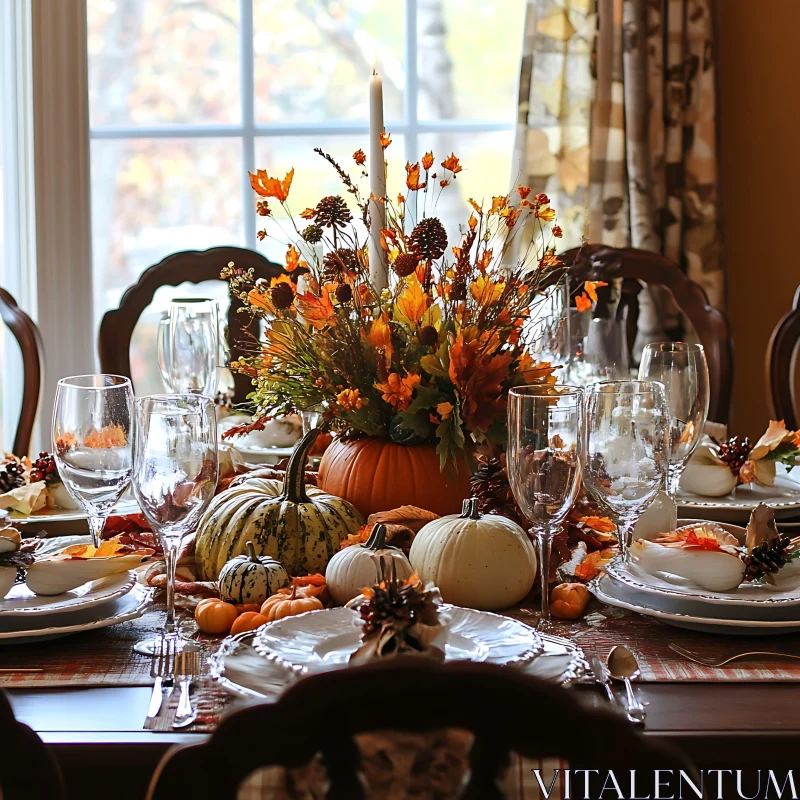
[{"left": 607, "top": 646, "right": 646, "bottom": 724}]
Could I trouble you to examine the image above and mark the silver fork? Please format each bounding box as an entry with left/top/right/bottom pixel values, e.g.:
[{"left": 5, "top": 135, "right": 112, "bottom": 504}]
[
  {"left": 146, "top": 637, "right": 176, "bottom": 722},
  {"left": 669, "top": 643, "right": 800, "bottom": 668},
  {"left": 172, "top": 646, "right": 201, "bottom": 729}
]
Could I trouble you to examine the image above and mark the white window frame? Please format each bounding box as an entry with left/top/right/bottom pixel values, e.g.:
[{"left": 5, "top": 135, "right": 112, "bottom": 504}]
[{"left": 87, "top": 0, "right": 515, "bottom": 253}]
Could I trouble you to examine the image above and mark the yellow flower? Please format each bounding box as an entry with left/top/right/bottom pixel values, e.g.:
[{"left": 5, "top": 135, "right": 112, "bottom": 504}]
[
  {"left": 436, "top": 402, "right": 453, "bottom": 420},
  {"left": 336, "top": 389, "right": 366, "bottom": 411}
]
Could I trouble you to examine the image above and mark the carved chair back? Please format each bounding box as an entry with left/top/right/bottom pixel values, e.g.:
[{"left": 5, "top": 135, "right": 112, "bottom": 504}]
[
  {"left": 0, "top": 288, "right": 44, "bottom": 455},
  {"left": 98, "top": 247, "right": 282, "bottom": 402},
  {"left": 766, "top": 285, "right": 800, "bottom": 429}
]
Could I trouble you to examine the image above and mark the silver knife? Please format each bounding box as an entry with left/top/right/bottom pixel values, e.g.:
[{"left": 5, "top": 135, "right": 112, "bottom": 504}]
[
  {"left": 590, "top": 657, "right": 621, "bottom": 710},
  {"left": 146, "top": 675, "right": 164, "bottom": 720}
]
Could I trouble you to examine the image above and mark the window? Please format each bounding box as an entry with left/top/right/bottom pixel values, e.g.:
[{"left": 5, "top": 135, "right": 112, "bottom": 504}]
[{"left": 87, "top": 0, "right": 525, "bottom": 392}]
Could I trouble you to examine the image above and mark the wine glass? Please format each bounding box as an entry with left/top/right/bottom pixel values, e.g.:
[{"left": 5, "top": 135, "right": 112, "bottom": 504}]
[
  {"left": 52, "top": 375, "right": 134, "bottom": 548},
  {"left": 582, "top": 317, "right": 630, "bottom": 382},
  {"left": 168, "top": 298, "right": 220, "bottom": 397},
  {"left": 156, "top": 313, "right": 172, "bottom": 391},
  {"left": 637, "top": 342, "right": 710, "bottom": 500},
  {"left": 531, "top": 278, "right": 571, "bottom": 375},
  {"left": 132, "top": 394, "right": 218, "bottom": 655},
  {"left": 582, "top": 381, "right": 670, "bottom": 558},
  {"left": 507, "top": 386, "right": 583, "bottom": 624}
]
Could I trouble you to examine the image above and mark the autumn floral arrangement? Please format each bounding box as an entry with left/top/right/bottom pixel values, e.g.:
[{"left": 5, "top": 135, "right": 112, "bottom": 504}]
[{"left": 221, "top": 138, "right": 581, "bottom": 469}]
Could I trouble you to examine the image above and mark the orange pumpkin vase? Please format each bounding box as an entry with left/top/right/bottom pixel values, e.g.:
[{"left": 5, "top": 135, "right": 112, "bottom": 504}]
[{"left": 318, "top": 437, "right": 472, "bottom": 517}]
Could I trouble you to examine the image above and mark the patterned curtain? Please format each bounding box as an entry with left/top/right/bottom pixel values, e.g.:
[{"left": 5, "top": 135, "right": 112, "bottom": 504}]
[{"left": 512, "top": 0, "right": 723, "bottom": 345}]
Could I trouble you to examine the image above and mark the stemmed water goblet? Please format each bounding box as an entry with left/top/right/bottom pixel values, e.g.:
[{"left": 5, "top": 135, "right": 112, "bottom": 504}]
[
  {"left": 52, "top": 375, "right": 134, "bottom": 548},
  {"left": 165, "top": 298, "right": 220, "bottom": 397},
  {"left": 507, "top": 386, "right": 583, "bottom": 625},
  {"left": 582, "top": 380, "right": 670, "bottom": 559},
  {"left": 132, "top": 394, "right": 218, "bottom": 655},
  {"left": 637, "top": 342, "right": 710, "bottom": 500}
]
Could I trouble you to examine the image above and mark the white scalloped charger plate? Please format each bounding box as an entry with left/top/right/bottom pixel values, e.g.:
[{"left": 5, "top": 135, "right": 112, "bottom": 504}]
[
  {"left": 210, "top": 626, "right": 586, "bottom": 701},
  {"left": 0, "top": 583, "right": 151, "bottom": 643},
  {"left": 9, "top": 498, "right": 140, "bottom": 524},
  {"left": 253, "top": 605, "right": 544, "bottom": 674},
  {"left": 590, "top": 573, "right": 800, "bottom": 635},
  {"left": 0, "top": 570, "right": 136, "bottom": 618}
]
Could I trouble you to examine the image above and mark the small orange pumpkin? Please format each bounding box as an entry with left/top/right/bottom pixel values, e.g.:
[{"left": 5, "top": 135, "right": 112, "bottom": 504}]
[
  {"left": 260, "top": 585, "right": 323, "bottom": 621},
  {"left": 318, "top": 437, "right": 472, "bottom": 517},
  {"left": 550, "top": 583, "right": 590, "bottom": 620},
  {"left": 276, "top": 574, "right": 329, "bottom": 603},
  {"left": 230, "top": 611, "right": 269, "bottom": 636},
  {"left": 195, "top": 599, "right": 239, "bottom": 634}
]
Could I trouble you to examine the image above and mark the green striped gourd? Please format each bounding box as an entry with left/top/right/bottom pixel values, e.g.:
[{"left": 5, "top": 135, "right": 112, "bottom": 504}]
[
  {"left": 195, "top": 428, "right": 363, "bottom": 580},
  {"left": 217, "top": 541, "right": 288, "bottom": 605}
]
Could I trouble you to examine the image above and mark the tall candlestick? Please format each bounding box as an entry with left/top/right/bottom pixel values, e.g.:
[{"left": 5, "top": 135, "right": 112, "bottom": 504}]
[{"left": 368, "top": 68, "right": 388, "bottom": 292}]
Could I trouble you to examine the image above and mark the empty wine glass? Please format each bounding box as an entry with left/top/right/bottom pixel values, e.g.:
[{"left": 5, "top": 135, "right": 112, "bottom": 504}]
[
  {"left": 582, "top": 381, "right": 670, "bottom": 558},
  {"left": 168, "top": 298, "right": 219, "bottom": 397},
  {"left": 637, "top": 342, "right": 710, "bottom": 499},
  {"left": 52, "top": 375, "right": 134, "bottom": 547},
  {"left": 530, "top": 278, "right": 571, "bottom": 375},
  {"left": 156, "top": 313, "right": 172, "bottom": 391},
  {"left": 507, "top": 386, "right": 583, "bottom": 624},
  {"left": 582, "top": 317, "right": 630, "bottom": 382},
  {"left": 132, "top": 394, "right": 218, "bottom": 655}
]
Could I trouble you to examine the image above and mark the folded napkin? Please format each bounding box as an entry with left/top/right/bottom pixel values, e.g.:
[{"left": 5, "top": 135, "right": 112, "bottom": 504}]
[{"left": 679, "top": 435, "right": 738, "bottom": 497}]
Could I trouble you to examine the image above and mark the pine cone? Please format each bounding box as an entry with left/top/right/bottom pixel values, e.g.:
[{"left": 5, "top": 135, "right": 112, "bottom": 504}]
[
  {"left": 718, "top": 435, "right": 751, "bottom": 477},
  {"left": 408, "top": 217, "right": 448, "bottom": 261},
  {"left": 271, "top": 282, "right": 295, "bottom": 310},
  {"left": 0, "top": 461, "right": 25, "bottom": 494},
  {"left": 743, "top": 534, "right": 793, "bottom": 581},
  {"left": 322, "top": 248, "right": 358, "bottom": 283},
  {"left": 30, "top": 452, "right": 59, "bottom": 485},
  {"left": 392, "top": 252, "right": 419, "bottom": 278},
  {"left": 470, "top": 457, "right": 526, "bottom": 528},
  {"left": 314, "top": 196, "right": 352, "bottom": 229}
]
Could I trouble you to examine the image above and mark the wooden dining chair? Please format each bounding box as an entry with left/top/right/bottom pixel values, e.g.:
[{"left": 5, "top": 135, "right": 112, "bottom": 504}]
[
  {"left": 147, "top": 659, "right": 698, "bottom": 800},
  {"left": 0, "top": 288, "right": 44, "bottom": 456},
  {"left": 561, "top": 245, "right": 734, "bottom": 424},
  {"left": 98, "top": 246, "right": 283, "bottom": 402},
  {"left": 766, "top": 284, "right": 800, "bottom": 430},
  {"left": 0, "top": 690, "right": 65, "bottom": 799}
]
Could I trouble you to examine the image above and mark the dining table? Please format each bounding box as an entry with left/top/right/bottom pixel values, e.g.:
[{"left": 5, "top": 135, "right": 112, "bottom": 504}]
[{"left": 5, "top": 580, "right": 800, "bottom": 800}]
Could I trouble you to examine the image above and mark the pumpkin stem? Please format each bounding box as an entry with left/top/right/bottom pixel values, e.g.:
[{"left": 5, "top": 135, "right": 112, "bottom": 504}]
[
  {"left": 461, "top": 497, "right": 481, "bottom": 520},
  {"left": 365, "top": 523, "right": 388, "bottom": 550},
  {"left": 282, "top": 427, "right": 323, "bottom": 503},
  {"left": 246, "top": 541, "right": 258, "bottom": 563}
]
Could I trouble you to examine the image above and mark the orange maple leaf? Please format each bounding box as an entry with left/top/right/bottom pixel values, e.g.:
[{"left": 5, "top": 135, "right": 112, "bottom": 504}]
[
  {"left": 468, "top": 214, "right": 478, "bottom": 231},
  {"left": 468, "top": 198, "right": 483, "bottom": 215},
  {"left": 247, "top": 288, "right": 273, "bottom": 312},
  {"left": 380, "top": 131, "right": 392, "bottom": 148},
  {"left": 367, "top": 313, "right": 392, "bottom": 351},
  {"left": 405, "top": 161, "right": 426, "bottom": 191},
  {"left": 285, "top": 245, "right": 304, "bottom": 273},
  {"left": 552, "top": 225, "right": 563, "bottom": 238},
  {"left": 535, "top": 206, "right": 556, "bottom": 222},
  {"left": 584, "top": 280, "right": 608, "bottom": 303},
  {"left": 517, "top": 185, "right": 532, "bottom": 200},
  {"left": 516, "top": 354, "right": 557, "bottom": 385},
  {"left": 421, "top": 151, "right": 434, "bottom": 170},
  {"left": 575, "top": 293, "right": 592, "bottom": 312},
  {"left": 395, "top": 277, "right": 431, "bottom": 327},
  {"left": 489, "top": 195, "right": 508, "bottom": 215},
  {"left": 299, "top": 207, "right": 316, "bottom": 219},
  {"left": 574, "top": 549, "right": 616, "bottom": 581},
  {"left": 296, "top": 285, "right": 335, "bottom": 330},
  {"left": 353, "top": 149, "right": 366, "bottom": 166},
  {"left": 440, "top": 153, "right": 462, "bottom": 174},
  {"left": 249, "top": 167, "right": 294, "bottom": 202},
  {"left": 375, "top": 372, "right": 421, "bottom": 411},
  {"left": 579, "top": 515, "right": 617, "bottom": 534}
]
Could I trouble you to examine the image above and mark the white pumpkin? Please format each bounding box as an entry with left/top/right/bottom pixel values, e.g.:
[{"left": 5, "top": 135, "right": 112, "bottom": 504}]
[
  {"left": 409, "top": 498, "right": 537, "bottom": 611},
  {"left": 218, "top": 541, "right": 288, "bottom": 605},
  {"left": 325, "top": 523, "right": 413, "bottom": 605}
]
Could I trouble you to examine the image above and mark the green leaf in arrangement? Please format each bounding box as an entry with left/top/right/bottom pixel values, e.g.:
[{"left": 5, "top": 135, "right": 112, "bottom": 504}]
[
  {"left": 392, "top": 410, "right": 433, "bottom": 444},
  {"left": 405, "top": 385, "right": 447, "bottom": 415},
  {"left": 436, "top": 403, "right": 465, "bottom": 470}
]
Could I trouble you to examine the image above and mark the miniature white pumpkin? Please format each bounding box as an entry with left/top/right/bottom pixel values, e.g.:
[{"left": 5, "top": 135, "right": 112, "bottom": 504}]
[
  {"left": 409, "top": 498, "right": 537, "bottom": 611},
  {"left": 325, "top": 523, "right": 413, "bottom": 605},
  {"left": 218, "top": 541, "right": 288, "bottom": 605}
]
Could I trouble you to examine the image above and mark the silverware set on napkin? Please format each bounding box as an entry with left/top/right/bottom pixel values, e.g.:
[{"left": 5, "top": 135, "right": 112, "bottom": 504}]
[
  {"left": 145, "top": 639, "right": 201, "bottom": 729},
  {"left": 590, "top": 646, "right": 646, "bottom": 725}
]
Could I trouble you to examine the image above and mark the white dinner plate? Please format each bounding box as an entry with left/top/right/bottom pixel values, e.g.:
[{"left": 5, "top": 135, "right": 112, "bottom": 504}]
[
  {"left": 607, "top": 555, "right": 800, "bottom": 610},
  {"left": 0, "top": 570, "right": 136, "bottom": 618},
  {"left": 230, "top": 445, "right": 296, "bottom": 466},
  {"left": 9, "top": 498, "right": 140, "bottom": 525},
  {"left": 590, "top": 573, "right": 800, "bottom": 635},
  {"left": 0, "top": 583, "right": 151, "bottom": 643},
  {"left": 211, "top": 627, "right": 586, "bottom": 701},
  {"left": 678, "top": 466, "right": 800, "bottom": 522},
  {"left": 253, "top": 605, "right": 544, "bottom": 674}
]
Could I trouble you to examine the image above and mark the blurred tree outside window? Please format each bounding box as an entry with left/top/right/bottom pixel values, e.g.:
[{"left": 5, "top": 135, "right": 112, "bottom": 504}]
[{"left": 87, "top": 0, "right": 525, "bottom": 395}]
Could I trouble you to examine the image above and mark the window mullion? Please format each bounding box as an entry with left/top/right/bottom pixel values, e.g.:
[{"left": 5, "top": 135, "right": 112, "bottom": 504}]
[
  {"left": 404, "top": 0, "right": 418, "bottom": 162},
  {"left": 240, "top": 0, "right": 256, "bottom": 250}
]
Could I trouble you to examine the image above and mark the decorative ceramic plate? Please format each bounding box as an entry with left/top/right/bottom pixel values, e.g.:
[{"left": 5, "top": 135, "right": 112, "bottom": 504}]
[
  {"left": 9, "top": 498, "right": 140, "bottom": 524},
  {"left": 210, "top": 627, "right": 587, "bottom": 701},
  {"left": 678, "top": 467, "right": 800, "bottom": 522},
  {"left": 253, "top": 606, "right": 544, "bottom": 674},
  {"left": 0, "top": 571, "right": 136, "bottom": 617},
  {"left": 0, "top": 583, "right": 151, "bottom": 643},
  {"left": 589, "top": 573, "right": 800, "bottom": 635},
  {"left": 606, "top": 555, "right": 800, "bottom": 610}
]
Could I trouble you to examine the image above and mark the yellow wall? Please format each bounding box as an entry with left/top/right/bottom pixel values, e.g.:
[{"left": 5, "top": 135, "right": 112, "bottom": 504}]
[{"left": 717, "top": 0, "right": 800, "bottom": 433}]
